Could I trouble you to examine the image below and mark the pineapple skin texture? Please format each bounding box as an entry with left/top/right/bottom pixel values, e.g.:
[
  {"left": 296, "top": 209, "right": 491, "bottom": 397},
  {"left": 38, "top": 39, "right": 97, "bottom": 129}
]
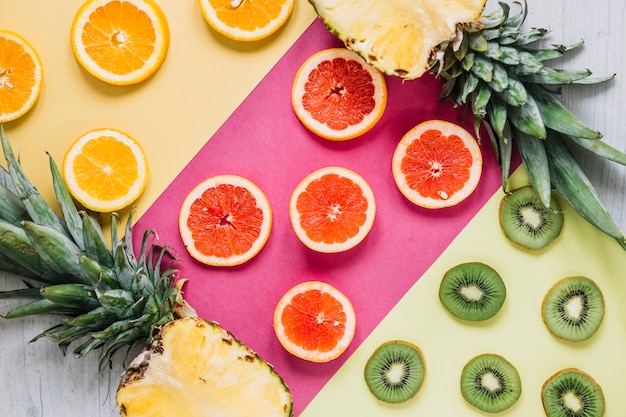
[
  {"left": 116, "top": 317, "right": 293, "bottom": 417},
  {"left": 309, "top": 0, "right": 487, "bottom": 79}
]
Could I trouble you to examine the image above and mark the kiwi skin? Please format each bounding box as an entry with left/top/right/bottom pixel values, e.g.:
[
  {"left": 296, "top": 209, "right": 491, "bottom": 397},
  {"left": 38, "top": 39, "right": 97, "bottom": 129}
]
[
  {"left": 363, "top": 340, "right": 426, "bottom": 404},
  {"left": 541, "top": 368, "right": 605, "bottom": 417},
  {"left": 499, "top": 186, "right": 563, "bottom": 250},
  {"left": 541, "top": 276, "right": 605, "bottom": 342}
]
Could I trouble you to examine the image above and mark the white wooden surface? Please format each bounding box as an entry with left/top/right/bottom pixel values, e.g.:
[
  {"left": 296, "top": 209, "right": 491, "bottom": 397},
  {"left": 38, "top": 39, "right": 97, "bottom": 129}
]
[{"left": 1, "top": 0, "right": 624, "bottom": 415}]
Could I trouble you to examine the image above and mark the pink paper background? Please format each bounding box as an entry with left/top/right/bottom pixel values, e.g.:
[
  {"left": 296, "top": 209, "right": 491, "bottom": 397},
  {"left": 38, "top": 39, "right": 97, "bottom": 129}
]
[{"left": 134, "top": 19, "right": 507, "bottom": 415}]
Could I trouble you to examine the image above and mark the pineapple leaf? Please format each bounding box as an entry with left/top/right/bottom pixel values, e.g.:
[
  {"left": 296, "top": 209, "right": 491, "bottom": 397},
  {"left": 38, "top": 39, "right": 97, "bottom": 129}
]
[
  {"left": 512, "top": 128, "right": 552, "bottom": 208},
  {"left": 81, "top": 212, "right": 114, "bottom": 269},
  {"left": 564, "top": 135, "right": 626, "bottom": 166},
  {"left": 48, "top": 153, "right": 84, "bottom": 250},
  {"left": 507, "top": 94, "right": 547, "bottom": 139}
]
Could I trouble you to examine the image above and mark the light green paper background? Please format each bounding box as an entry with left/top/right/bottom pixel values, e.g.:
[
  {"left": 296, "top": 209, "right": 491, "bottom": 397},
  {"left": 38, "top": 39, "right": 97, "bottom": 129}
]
[{"left": 301, "top": 168, "right": 626, "bottom": 416}]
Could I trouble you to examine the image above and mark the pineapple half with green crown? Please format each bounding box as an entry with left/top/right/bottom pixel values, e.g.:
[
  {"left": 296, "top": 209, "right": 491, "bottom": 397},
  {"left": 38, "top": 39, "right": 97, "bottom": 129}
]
[
  {"left": 310, "top": 0, "right": 626, "bottom": 249},
  {"left": 0, "top": 124, "right": 292, "bottom": 417}
]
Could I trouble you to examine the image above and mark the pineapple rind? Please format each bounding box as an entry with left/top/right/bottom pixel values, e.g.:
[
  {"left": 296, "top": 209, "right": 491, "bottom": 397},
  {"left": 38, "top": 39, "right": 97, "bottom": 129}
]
[
  {"left": 117, "top": 317, "right": 293, "bottom": 417},
  {"left": 309, "top": 0, "right": 487, "bottom": 78}
]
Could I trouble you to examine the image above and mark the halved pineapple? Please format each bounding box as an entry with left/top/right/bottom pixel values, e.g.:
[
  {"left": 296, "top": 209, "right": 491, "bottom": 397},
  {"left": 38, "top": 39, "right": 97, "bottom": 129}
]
[
  {"left": 116, "top": 317, "right": 293, "bottom": 417},
  {"left": 309, "top": 0, "right": 487, "bottom": 79}
]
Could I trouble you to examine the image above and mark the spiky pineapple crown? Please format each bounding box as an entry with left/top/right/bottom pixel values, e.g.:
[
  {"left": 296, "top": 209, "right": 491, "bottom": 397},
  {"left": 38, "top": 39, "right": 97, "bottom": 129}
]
[
  {"left": 0, "top": 125, "right": 184, "bottom": 369},
  {"left": 432, "top": 0, "right": 626, "bottom": 249}
]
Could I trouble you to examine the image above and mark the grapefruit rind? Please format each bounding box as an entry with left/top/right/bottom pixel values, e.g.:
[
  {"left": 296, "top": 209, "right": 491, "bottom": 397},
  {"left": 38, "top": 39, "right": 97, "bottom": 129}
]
[
  {"left": 291, "top": 48, "right": 387, "bottom": 141},
  {"left": 289, "top": 166, "right": 376, "bottom": 253},
  {"left": 391, "top": 120, "right": 483, "bottom": 209},
  {"left": 0, "top": 30, "right": 43, "bottom": 123},
  {"left": 179, "top": 175, "right": 273, "bottom": 267},
  {"left": 197, "top": 0, "right": 295, "bottom": 42},
  {"left": 70, "top": 0, "right": 170, "bottom": 86},
  {"left": 273, "top": 281, "right": 357, "bottom": 363},
  {"left": 62, "top": 128, "right": 149, "bottom": 213}
]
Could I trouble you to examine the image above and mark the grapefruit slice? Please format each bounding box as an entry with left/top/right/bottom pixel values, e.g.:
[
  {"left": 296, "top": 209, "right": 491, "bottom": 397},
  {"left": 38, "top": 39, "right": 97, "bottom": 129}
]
[
  {"left": 179, "top": 175, "right": 272, "bottom": 267},
  {"left": 273, "top": 281, "right": 356, "bottom": 363},
  {"left": 291, "top": 48, "right": 387, "bottom": 141},
  {"left": 289, "top": 166, "right": 376, "bottom": 253},
  {"left": 392, "top": 120, "right": 483, "bottom": 208}
]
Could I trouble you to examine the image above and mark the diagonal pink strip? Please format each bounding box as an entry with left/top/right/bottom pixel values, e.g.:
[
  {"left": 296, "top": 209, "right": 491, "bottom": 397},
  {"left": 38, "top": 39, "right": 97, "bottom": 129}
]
[{"left": 134, "top": 19, "right": 513, "bottom": 416}]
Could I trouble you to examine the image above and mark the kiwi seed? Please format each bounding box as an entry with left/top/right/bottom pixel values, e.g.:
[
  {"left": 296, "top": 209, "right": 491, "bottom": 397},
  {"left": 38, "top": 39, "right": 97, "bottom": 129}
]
[
  {"left": 460, "top": 353, "right": 522, "bottom": 413},
  {"left": 364, "top": 340, "right": 426, "bottom": 404},
  {"left": 439, "top": 262, "right": 506, "bottom": 321},
  {"left": 499, "top": 186, "right": 563, "bottom": 250},
  {"left": 542, "top": 276, "right": 605, "bottom": 342},
  {"left": 542, "top": 368, "right": 605, "bottom": 417}
]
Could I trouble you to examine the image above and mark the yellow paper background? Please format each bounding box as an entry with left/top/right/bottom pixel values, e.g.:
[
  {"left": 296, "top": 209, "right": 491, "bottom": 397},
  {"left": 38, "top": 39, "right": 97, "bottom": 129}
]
[{"left": 300, "top": 168, "right": 626, "bottom": 415}]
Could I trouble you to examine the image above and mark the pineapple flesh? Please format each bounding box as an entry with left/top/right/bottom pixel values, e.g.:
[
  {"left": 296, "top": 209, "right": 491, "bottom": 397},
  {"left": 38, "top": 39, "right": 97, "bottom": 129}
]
[
  {"left": 309, "top": 0, "right": 626, "bottom": 249},
  {"left": 116, "top": 317, "right": 293, "bottom": 417}
]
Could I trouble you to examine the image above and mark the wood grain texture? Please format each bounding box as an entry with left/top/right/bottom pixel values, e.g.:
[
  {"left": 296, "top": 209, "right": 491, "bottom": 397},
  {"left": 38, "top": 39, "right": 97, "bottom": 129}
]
[{"left": 1, "top": 0, "right": 624, "bottom": 416}]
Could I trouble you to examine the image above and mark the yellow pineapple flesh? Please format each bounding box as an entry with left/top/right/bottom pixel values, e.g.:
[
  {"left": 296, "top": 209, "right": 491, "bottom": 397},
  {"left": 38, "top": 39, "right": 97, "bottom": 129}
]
[{"left": 116, "top": 317, "right": 293, "bottom": 417}]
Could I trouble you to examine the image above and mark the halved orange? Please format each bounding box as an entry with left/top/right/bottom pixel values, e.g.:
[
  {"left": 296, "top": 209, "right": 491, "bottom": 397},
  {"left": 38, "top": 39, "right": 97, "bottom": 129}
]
[
  {"left": 62, "top": 128, "right": 149, "bottom": 212},
  {"left": 392, "top": 120, "right": 483, "bottom": 209},
  {"left": 289, "top": 166, "right": 376, "bottom": 253},
  {"left": 292, "top": 48, "right": 387, "bottom": 141},
  {"left": 274, "top": 281, "right": 356, "bottom": 363},
  {"left": 0, "top": 30, "right": 43, "bottom": 123},
  {"left": 179, "top": 175, "right": 272, "bottom": 267},
  {"left": 70, "top": 0, "right": 170, "bottom": 86},
  {"left": 197, "top": 0, "right": 295, "bottom": 41}
]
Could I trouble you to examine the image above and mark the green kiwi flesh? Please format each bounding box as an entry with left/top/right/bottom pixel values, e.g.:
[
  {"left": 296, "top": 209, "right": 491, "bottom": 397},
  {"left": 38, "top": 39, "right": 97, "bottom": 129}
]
[
  {"left": 439, "top": 262, "right": 506, "bottom": 321},
  {"left": 542, "top": 276, "right": 605, "bottom": 342},
  {"left": 364, "top": 340, "right": 426, "bottom": 404},
  {"left": 460, "top": 353, "right": 522, "bottom": 413},
  {"left": 542, "top": 368, "right": 605, "bottom": 417},
  {"left": 499, "top": 186, "right": 563, "bottom": 250}
]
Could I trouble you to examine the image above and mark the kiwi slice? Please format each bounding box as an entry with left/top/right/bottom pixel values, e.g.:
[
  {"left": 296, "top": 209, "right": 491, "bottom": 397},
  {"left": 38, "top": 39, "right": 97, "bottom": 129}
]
[
  {"left": 542, "top": 276, "right": 605, "bottom": 342},
  {"left": 439, "top": 262, "right": 506, "bottom": 321},
  {"left": 460, "top": 353, "right": 522, "bottom": 413},
  {"left": 364, "top": 340, "right": 426, "bottom": 404},
  {"left": 499, "top": 186, "right": 563, "bottom": 250},
  {"left": 542, "top": 368, "right": 605, "bottom": 417}
]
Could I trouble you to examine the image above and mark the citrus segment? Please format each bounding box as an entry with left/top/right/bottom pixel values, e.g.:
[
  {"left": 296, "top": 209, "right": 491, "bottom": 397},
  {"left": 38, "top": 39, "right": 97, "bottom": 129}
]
[
  {"left": 62, "top": 128, "right": 149, "bottom": 213},
  {"left": 292, "top": 48, "right": 387, "bottom": 141},
  {"left": 392, "top": 120, "right": 482, "bottom": 208},
  {"left": 0, "top": 30, "right": 43, "bottom": 123},
  {"left": 198, "top": 0, "right": 295, "bottom": 41},
  {"left": 70, "top": 0, "right": 170, "bottom": 85},
  {"left": 289, "top": 166, "right": 376, "bottom": 253},
  {"left": 179, "top": 175, "right": 272, "bottom": 267},
  {"left": 273, "top": 281, "right": 356, "bottom": 363}
]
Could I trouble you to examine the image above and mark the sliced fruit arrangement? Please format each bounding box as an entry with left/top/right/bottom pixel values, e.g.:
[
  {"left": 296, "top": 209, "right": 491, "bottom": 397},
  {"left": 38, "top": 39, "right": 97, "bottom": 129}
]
[
  {"left": 292, "top": 48, "right": 387, "bottom": 141},
  {"left": 500, "top": 186, "right": 563, "bottom": 250},
  {"left": 542, "top": 276, "right": 605, "bottom": 342},
  {"left": 439, "top": 262, "right": 506, "bottom": 321},
  {"left": 198, "top": 0, "right": 295, "bottom": 41},
  {"left": 62, "top": 128, "right": 149, "bottom": 213},
  {"left": 71, "top": 0, "right": 170, "bottom": 86},
  {"left": 179, "top": 175, "right": 273, "bottom": 267},
  {"left": 0, "top": 126, "right": 292, "bottom": 415},
  {"left": 364, "top": 340, "right": 426, "bottom": 404},
  {"left": 0, "top": 30, "right": 43, "bottom": 123},
  {"left": 392, "top": 119, "right": 482, "bottom": 209},
  {"left": 460, "top": 353, "right": 522, "bottom": 413},
  {"left": 289, "top": 166, "right": 376, "bottom": 253},
  {"left": 309, "top": 0, "right": 626, "bottom": 249},
  {"left": 541, "top": 368, "right": 605, "bottom": 417},
  {"left": 116, "top": 316, "right": 293, "bottom": 417},
  {"left": 273, "top": 280, "right": 356, "bottom": 363}
]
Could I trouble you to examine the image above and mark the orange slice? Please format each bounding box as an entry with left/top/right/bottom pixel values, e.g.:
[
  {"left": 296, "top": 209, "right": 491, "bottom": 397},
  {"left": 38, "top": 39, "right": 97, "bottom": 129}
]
[
  {"left": 273, "top": 281, "right": 356, "bottom": 363},
  {"left": 292, "top": 48, "right": 387, "bottom": 141},
  {"left": 392, "top": 120, "right": 483, "bottom": 209},
  {"left": 197, "top": 0, "right": 295, "bottom": 42},
  {"left": 62, "top": 128, "right": 149, "bottom": 212},
  {"left": 179, "top": 175, "right": 272, "bottom": 267},
  {"left": 289, "top": 166, "right": 376, "bottom": 253},
  {"left": 0, "top": 30, "right": 43, "bottom": 123},
  {"left": 70, "top": 0, "right": 170, "bottom": 86}
]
